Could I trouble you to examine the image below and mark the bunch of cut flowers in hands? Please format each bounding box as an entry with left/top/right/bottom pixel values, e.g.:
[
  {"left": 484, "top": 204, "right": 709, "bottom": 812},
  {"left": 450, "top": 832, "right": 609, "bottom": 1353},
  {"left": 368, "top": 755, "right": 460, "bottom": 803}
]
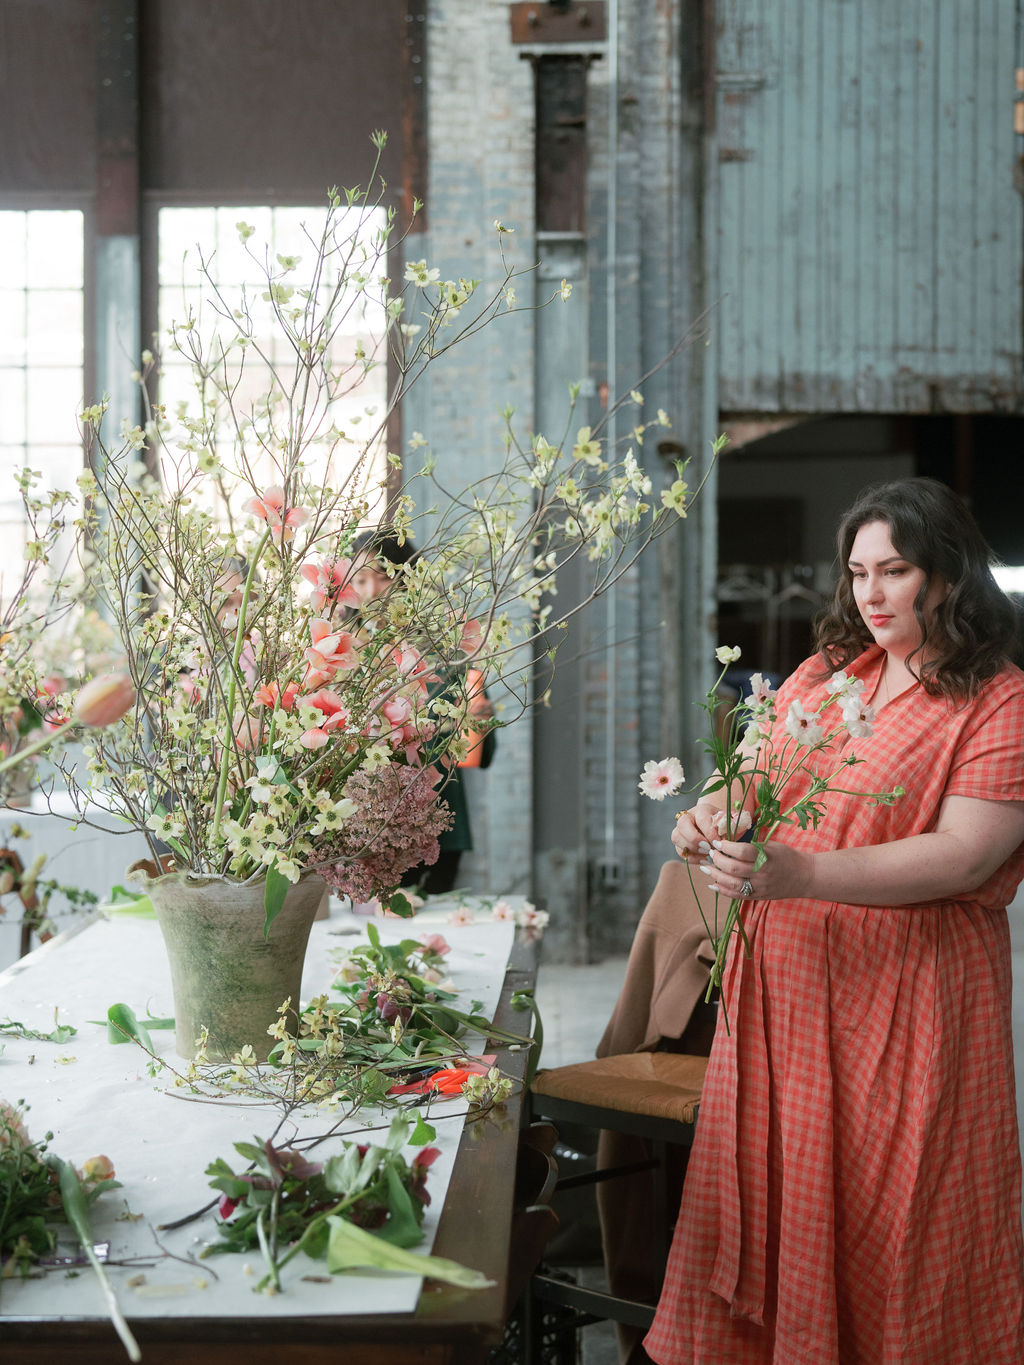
[
  {"left": 639, "top": 645, "right": 904, "bottom": 1020},
  {"left": 204, "top": 1112, "right": 491, "bottom": 1293}
]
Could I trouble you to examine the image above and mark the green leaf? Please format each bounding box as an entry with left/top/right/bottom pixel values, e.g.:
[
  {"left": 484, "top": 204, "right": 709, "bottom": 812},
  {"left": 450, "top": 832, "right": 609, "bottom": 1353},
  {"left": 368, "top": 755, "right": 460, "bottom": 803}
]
[
  {"left": 263, "top": 862, "right": 290, "bottom": 937},
  {"left": 325, "top": 1216, "right": 493, "bottom": 1288},
  {"left": 105, "top": 1002, "right": 154, "bottom": 1051},
  {"left": 409, "top": 1112, "right": 436, "bottom": 1147},
  {"left": 373, "top": 1165, "right": 424, "bottom": 1248},
  {"left": 385, "top": 891, "right": 415, "bottom": 919},
  {"left": 100, "top": 887, "right": 155, "bottom": 918}
]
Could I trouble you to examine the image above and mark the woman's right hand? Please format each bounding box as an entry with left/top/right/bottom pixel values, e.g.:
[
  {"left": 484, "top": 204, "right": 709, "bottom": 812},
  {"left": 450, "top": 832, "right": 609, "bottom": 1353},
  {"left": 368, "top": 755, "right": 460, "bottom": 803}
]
[{"left": 671, "top": 800, "right": 725, "bottom": 861}]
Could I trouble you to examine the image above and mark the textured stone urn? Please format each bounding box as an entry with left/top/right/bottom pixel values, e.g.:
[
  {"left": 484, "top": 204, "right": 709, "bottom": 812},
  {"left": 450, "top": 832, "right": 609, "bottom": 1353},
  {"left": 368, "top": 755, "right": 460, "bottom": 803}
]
[{"left": 130, "top": 860, "right": 325, "bottom": 1062}]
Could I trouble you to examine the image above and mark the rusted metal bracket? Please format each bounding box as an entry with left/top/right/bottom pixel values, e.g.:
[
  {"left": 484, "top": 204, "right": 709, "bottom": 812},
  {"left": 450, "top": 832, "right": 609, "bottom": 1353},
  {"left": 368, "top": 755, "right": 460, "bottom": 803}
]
[{"left": 509, "top": 1, "right": 606, "bottom": 46}]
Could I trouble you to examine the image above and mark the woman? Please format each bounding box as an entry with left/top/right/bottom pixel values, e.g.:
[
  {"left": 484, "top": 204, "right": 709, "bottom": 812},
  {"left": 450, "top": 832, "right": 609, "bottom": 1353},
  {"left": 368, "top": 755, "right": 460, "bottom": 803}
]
[{"left": 647, "top": 478, "right": 1024, "bottom": 1364}]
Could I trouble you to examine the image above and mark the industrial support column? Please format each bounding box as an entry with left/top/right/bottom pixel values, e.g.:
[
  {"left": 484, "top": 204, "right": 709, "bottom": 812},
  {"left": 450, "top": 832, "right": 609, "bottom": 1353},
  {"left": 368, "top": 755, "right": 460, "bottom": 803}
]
[{"left": 94, "top": 1, "right": 141, "bottom": 450}]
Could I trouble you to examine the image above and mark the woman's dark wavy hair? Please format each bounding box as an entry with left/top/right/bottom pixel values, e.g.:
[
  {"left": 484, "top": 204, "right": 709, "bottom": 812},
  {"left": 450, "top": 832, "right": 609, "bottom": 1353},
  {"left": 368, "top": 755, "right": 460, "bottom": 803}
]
[
  {"left": 815, "top": 477, "right": 1018, "bottom": 703},
  {"left": 351, "top": 527, "right": 418, "bottom": 569}
]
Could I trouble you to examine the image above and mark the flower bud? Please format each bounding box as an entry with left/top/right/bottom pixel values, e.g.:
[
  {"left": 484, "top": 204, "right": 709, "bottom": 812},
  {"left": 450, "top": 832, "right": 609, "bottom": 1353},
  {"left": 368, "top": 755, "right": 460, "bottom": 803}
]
[{"left": 72, "top": 673, "right": 136, "bottom": 728}]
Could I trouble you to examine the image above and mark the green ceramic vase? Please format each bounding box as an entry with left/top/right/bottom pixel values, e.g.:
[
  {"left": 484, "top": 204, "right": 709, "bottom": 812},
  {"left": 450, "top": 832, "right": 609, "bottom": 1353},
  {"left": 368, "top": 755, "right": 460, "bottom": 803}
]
[{"left": 137, "top": 868, "right": 326, "bottom": 1062}]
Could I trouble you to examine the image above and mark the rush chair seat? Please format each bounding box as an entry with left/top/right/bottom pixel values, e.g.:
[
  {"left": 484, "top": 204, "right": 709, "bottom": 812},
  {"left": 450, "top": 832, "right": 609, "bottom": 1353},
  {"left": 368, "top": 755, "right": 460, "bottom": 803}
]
[{"left": 524, "top": 1050, "right": 709, "bottom": 1356}]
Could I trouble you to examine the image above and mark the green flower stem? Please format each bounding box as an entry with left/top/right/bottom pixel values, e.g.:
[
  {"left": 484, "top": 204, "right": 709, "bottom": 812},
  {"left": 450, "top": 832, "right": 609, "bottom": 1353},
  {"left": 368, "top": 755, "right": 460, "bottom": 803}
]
[
  {"left": 256, "top": 1205, "right": 280, "bottom": 1293},
  {"left": 254, "top": 1189, "right": 360, "bottom": 1293},
  {"left": 54, "top": 1158, "right": 141, "bottom": 1362},
  {"left": 210, "top": 528, "right": 272, "bottom": 855}
]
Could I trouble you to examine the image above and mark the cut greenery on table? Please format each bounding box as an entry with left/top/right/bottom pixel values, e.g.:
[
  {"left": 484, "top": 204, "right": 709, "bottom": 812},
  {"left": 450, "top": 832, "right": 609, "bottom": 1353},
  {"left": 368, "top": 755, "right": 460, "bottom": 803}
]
[{"left": 204, "top": 1112, "right": 492, "bottom": 1294}]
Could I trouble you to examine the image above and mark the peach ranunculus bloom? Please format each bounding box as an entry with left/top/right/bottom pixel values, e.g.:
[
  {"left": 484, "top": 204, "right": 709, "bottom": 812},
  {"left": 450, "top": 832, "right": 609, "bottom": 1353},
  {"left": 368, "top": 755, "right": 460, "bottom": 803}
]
[
  {"left": 299, "top": 689, "right": 351, "bottom": 750},
  {"left": 301, "top": 558, "right": 361, "bottom": 614},
  {"left": 255, "top": 680, "right": 302, "bottom": 711},
  {"left": 304, "top": 619, "right": 361, "bottom": 687},
  {"left": 79, "top": 1154, "right": 117, "bottom": 1188},
  {"left": 418, "top": 932, "right": 451, "bottom": 957}
]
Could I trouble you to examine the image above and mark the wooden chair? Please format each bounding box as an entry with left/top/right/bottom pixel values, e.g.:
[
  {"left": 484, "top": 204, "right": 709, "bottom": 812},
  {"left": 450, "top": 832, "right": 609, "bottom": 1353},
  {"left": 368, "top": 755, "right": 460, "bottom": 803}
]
[{"left": 523, "top": 1051, "right": 708, "bottom": 1359}]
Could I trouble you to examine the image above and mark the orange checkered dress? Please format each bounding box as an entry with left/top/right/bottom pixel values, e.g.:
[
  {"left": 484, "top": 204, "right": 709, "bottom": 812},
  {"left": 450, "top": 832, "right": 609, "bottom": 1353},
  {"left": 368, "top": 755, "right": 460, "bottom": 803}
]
[{"left": 646, "top": 646, "right": 1024, "bottom": 1364}]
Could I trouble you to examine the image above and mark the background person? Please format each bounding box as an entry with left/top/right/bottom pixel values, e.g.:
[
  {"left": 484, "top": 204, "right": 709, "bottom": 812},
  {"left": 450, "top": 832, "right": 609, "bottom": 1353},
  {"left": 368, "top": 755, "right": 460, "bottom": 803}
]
[
  {"left": 647, "top": 477, "right": 1024, "bottom": 1364},
  {"left": 348, "top": 529, "right": 495, "bottom": 896}
]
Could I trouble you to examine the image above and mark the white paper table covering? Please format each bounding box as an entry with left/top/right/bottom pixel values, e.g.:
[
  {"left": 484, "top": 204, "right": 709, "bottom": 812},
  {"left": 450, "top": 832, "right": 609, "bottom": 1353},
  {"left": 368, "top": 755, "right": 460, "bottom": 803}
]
[{"left": 0, "top": 899, "right": 517, "bottom": 1322}]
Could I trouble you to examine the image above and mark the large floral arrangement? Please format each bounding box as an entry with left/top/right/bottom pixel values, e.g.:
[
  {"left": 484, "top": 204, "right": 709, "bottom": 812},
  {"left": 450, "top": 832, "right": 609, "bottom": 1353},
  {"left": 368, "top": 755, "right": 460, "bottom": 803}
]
[{"left": 20, "top": 138, "right": 698, "bottom": 923}]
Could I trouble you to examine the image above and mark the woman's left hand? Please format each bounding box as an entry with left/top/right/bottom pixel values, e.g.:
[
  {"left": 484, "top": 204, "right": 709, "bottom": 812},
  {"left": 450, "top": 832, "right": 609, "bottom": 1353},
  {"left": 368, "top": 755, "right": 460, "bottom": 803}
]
[{"left": 699, "top": 836, "right": 813, "bottom": 902}]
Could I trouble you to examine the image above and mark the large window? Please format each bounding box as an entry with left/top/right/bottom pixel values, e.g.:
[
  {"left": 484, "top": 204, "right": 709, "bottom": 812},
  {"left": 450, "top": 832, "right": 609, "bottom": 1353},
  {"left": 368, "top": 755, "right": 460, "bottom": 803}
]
[
  {"left": 0, "top": 210, "right": 85, "bottom": 597},
  {"left": 157, "top": 205, "right": 389, "bottom": 514}
]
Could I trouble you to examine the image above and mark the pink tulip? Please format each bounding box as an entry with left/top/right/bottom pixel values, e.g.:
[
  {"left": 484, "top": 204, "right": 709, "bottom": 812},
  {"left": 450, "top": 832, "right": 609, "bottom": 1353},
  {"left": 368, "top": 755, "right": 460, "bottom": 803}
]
[{"left": 72, "top": 673, "right": 136, "bottom": 728}]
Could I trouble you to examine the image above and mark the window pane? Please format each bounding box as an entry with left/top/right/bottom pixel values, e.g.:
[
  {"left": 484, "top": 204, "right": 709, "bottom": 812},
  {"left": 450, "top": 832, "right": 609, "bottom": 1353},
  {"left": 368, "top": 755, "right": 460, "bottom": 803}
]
[
  {"left": 0, "top": 215, "right": 27, "bottom": 289},
  {"left": 0, "top": 291, "right": 26, "bottom": 365},
  {"left": 26, "top": 368, "right": 82, "bottom": 444},
  {"left": 0, "top": 371, "right": 26, "bottom": 444},
  {"left": 0, "top": 447, "right": 25, "bottom": 514},
  {"left": 27, "top": 289, "right": 83, "bottom": 365},
  {"left": 0, "top": 210, "right": 84, "bottom": 604},
  {"left": 158, "top": 204, "right": 389, "bottom": 519},
  {"left": 26, "top": 211, "right": 84, "bottom": 287}
]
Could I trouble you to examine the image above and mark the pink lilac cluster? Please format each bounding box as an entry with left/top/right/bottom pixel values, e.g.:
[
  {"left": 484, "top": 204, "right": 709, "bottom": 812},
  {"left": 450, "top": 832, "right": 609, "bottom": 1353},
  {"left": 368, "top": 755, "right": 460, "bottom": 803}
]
[{"left": 320, "top": 763, "right": 452, "bottom": 903}]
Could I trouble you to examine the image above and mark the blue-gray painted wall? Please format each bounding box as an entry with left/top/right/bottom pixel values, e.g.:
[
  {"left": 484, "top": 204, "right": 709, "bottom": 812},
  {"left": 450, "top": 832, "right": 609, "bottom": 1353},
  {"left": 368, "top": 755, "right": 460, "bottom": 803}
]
[{"left": 714, "top": 0, "right": 1023, "bottom": 413}]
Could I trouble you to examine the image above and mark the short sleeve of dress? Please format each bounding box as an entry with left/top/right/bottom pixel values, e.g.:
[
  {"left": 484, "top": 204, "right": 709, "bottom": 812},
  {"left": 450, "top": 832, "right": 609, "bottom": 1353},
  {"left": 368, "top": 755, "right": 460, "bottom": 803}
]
[{"left": 943, "top": 671, "right": 1024, "bottom": 803}]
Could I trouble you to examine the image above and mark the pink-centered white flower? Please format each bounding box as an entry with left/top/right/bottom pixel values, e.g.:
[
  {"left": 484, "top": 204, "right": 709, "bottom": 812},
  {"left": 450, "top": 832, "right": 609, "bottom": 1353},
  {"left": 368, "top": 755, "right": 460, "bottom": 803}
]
[
  {"left": 745, "top": 672, "right": 777, "bottom": 708},
  {"left": 448, "top": 904, "right": 477, "bottom": 927},
  {"left": 491, "top": 899, "right": 516, "bottom": 922},
  {"left": 638, "top": 756, "right": 686, "bottom": 801},
  {"left": 516, "top": 904, "right": 549, "bottom": 931},
  {"left": 301, "top": 558, "right": 361, "bottom": 614},
  {"left": 841, "top": 694, "right": 876, "bottom": 739},
  {"left": 244, "top": 486, "right": 311, "bottom": 540},
  {"left": 827, "top": 669, "right": 866, "bottom": 699},
  {"left": 784, "top": 699, "right": 825, "bottom": 747}
]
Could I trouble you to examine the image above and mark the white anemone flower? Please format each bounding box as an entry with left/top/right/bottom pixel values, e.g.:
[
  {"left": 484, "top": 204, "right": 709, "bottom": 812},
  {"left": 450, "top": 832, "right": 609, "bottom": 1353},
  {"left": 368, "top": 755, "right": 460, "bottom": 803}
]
[{"left": 785, "top": 700, "right": 825, "bottom": 747}]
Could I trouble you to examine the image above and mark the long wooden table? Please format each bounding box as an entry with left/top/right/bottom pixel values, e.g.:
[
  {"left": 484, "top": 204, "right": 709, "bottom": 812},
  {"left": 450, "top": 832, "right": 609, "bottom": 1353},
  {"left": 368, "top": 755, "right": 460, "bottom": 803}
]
[{"left": 0, "top": 908, "right": 539, "bottom": 1364}]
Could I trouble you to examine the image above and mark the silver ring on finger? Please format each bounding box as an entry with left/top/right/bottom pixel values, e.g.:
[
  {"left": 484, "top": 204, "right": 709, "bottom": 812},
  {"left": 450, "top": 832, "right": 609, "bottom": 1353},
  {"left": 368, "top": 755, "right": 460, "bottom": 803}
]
[{"left": 739, "top": 878, "right": 754, "bottom": 898}]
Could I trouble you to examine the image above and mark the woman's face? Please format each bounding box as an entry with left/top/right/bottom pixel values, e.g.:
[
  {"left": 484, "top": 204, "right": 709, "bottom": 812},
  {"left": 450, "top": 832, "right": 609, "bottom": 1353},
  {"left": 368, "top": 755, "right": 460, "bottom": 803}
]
[
  {"left": 349, "top": 554, "right": 393, "bottom": 605},
  {"left": 848, "top": 520, "right": 947, "bottom": 660}
]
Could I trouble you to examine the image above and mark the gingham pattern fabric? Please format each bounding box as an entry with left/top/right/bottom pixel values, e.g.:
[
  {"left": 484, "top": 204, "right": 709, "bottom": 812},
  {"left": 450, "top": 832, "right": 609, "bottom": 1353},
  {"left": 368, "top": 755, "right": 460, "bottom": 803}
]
[{"left": 646, "top": 646, "right": 1024, "bottom": 1364}]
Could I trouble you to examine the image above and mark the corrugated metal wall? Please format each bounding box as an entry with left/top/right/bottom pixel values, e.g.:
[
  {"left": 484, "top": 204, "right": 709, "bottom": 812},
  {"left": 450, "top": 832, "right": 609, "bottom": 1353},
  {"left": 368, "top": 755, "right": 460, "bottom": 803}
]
[{"left": 713, "top": 0, "right": 1023, "bottom": 413}]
